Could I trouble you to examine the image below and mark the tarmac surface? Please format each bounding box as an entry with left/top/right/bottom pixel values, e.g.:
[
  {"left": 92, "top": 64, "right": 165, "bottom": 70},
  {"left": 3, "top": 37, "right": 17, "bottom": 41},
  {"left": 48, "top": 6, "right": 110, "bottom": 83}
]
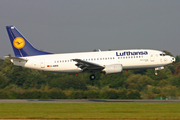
[{"left": 0, "top": 99, "right": 180, "bottom": 103}]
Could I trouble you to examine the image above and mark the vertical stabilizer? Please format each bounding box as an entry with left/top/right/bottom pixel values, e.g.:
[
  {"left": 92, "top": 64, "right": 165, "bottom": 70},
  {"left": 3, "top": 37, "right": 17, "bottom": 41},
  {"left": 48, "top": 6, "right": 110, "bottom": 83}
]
[{"left": 6, "top": 25, "right": 52, "bottom": 57}]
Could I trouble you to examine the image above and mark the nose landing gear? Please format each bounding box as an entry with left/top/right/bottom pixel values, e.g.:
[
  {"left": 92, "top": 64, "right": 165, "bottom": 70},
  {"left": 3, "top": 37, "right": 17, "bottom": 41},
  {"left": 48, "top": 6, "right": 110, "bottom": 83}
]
[
  {"left": 155, "top": 66, "right": 164, "bottom": 75},
  {"left": 155, "top": 70, "right": 158, "bottom": 75}
]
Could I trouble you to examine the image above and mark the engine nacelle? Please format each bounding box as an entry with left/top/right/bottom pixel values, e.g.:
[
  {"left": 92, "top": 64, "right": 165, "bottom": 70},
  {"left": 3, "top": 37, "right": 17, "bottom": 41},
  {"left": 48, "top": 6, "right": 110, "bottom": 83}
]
[{"left": 102, "top": 64, "right": 123, "bottom": 74}]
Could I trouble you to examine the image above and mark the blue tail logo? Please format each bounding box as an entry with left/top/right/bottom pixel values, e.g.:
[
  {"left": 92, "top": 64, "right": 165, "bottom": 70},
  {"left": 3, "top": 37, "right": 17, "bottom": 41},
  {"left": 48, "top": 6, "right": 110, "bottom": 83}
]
[{"left": 6, "top": 25, "right": 53, "bottom": 57}]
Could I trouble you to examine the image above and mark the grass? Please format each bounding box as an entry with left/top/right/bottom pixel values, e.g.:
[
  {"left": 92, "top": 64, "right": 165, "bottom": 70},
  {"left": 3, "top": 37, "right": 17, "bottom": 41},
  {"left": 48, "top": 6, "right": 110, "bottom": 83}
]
[{"left": 0, "top": 103, "right": 180, "bottom": 119}]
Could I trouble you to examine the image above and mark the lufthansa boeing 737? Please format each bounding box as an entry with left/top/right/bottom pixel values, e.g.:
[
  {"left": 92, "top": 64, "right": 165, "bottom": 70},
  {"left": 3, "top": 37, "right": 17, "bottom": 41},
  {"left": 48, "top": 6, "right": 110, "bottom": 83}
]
[{"left": 5, "top": 25, "right": 175, "bottom": 80}]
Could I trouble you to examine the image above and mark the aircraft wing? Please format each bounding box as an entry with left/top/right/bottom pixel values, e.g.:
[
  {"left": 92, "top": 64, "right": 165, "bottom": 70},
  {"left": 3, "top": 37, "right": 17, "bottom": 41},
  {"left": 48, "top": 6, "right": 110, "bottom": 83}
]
[{"left": 73, "top": 59, "right": 104, "bottom": 72}]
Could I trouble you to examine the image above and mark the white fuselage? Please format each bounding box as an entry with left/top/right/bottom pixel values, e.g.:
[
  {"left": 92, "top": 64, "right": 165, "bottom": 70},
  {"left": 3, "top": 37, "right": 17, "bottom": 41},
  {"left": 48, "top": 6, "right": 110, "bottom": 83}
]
[{"left": 11, "top": 49, "right": 174, "bottom": 73}]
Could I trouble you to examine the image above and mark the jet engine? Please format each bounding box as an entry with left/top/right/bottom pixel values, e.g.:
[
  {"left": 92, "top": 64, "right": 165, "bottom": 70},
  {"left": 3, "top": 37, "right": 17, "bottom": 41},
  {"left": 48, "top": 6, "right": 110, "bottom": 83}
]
[{"left": 102, "top": 64, "right": 123, "bottom": 74}]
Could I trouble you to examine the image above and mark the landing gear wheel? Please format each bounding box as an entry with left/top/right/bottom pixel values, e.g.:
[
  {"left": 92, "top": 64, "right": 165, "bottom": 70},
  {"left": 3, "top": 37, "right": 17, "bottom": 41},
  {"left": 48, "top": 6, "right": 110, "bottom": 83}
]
[
  {"left": 155, "top": 71, "right": 158, "bottom": 75},
  {"left": 90, "top": 74, "right": 96, "bottom": 80}
]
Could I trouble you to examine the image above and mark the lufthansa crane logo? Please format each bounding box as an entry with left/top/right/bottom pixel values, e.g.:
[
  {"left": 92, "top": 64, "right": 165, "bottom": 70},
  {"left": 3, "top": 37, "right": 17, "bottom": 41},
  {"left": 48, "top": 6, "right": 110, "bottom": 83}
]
[{"left": 13, "top": 37, "right": 25, "bottom": 49}]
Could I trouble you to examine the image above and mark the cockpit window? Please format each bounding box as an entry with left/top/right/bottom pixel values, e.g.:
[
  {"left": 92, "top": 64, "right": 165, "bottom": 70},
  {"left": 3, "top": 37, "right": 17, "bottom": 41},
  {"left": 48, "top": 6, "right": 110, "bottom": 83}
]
[{"left": 160, "top": 53, "right": 168, "bottom": 56}]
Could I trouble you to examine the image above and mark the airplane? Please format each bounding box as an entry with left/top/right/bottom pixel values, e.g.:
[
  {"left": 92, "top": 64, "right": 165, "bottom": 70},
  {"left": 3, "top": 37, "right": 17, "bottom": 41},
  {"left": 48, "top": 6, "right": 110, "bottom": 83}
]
[{"left": 5, "top": 25, "right": 175, "bottom": 80}]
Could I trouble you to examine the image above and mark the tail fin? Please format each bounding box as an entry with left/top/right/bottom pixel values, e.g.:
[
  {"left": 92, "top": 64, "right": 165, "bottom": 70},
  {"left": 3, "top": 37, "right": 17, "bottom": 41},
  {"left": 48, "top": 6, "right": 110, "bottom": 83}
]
[{"left": 6, "top": 25, "right": 52, "bottom": 57}]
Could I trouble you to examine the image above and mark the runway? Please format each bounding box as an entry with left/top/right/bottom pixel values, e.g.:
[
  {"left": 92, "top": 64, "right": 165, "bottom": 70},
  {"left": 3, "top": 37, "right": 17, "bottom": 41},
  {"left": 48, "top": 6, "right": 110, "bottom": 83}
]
[{"left": 0, "top": 99, "right": 180, "bottom": 103}]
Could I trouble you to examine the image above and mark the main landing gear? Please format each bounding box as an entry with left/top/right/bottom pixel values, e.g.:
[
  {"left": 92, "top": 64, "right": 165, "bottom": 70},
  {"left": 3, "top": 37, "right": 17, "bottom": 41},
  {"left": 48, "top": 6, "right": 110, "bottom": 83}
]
[
  {"left": 75, "top": 73, "right": 96, "bottom": 80},
  {"left": 90, "top": 74, "right": 96, "bottom": 80}
]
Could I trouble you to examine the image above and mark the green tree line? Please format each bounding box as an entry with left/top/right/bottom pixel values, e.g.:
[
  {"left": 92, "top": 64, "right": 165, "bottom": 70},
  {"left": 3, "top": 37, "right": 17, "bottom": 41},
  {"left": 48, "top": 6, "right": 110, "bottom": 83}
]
[{"left": 0, "top": 54, "right": 180, "bottom": 99}]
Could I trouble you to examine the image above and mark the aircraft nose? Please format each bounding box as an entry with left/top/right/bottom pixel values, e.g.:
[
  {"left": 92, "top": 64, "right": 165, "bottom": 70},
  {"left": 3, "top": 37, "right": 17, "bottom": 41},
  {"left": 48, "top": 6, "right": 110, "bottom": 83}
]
[{"left": 171, "top": 57, "right": 176, "bottom": 63}]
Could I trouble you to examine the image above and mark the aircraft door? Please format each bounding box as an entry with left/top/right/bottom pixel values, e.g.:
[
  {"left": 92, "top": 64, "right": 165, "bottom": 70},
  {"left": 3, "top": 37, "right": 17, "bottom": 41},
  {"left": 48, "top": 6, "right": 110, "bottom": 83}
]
[
  {"left": 40, "top": 59, "right": 45, "bottom": 68},
  {"left": 150, "top": 53, "right": 155, "bottom": 62}
]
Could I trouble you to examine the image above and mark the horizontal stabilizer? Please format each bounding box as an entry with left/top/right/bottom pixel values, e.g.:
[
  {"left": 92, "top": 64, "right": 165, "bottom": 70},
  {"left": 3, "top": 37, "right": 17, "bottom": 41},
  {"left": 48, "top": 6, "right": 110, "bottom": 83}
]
[{"left": 4, "top": 56, "right": 28, "bottom": 61}]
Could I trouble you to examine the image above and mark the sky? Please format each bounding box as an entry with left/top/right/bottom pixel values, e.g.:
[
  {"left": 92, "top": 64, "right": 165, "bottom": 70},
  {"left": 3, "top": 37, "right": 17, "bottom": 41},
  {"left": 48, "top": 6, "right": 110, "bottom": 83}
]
[{"left": 0, "top": 0, "right": 180, "bottom": 58}]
